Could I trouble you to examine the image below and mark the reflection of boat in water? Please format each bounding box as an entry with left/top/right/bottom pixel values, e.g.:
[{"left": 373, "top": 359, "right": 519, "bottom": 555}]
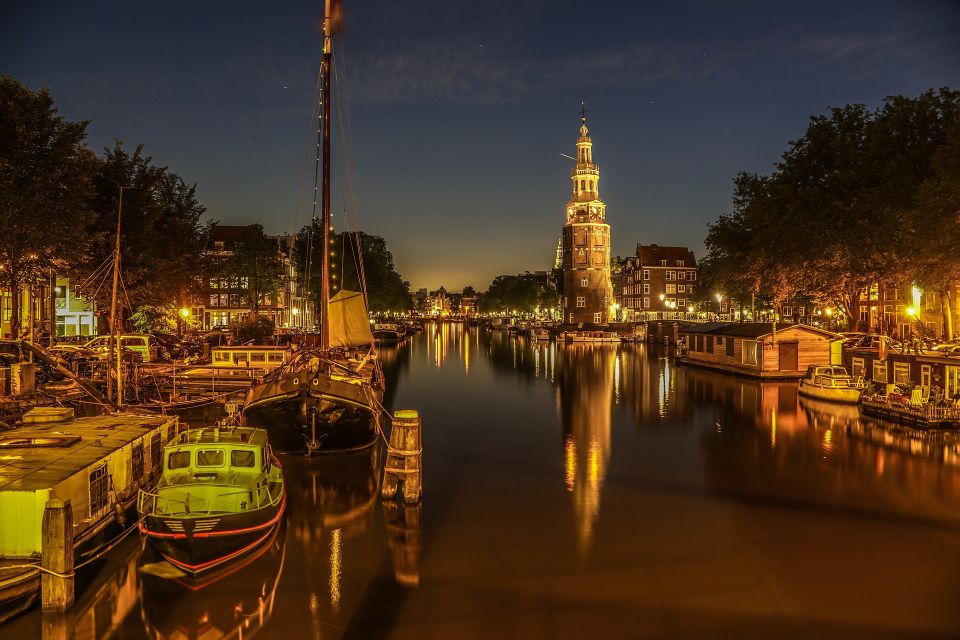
[
  {"left": 139, "top": 426, "right": 285, "bottom": 576},
  {"left": 140, "top": 521, "right": 286, "bottom": 640},
  {"left": 798, "top": 365, "right": 865, "bottom": 403},
  {"left": 799, "top": 394, "right": 862, "bottom": 424}
]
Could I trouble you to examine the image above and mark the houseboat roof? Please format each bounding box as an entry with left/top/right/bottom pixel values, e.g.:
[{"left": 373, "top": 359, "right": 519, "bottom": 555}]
[
  {"left": 0, "top": 413, "right": 177, "bottom": 493},
  {"left": 682, "top": 322, "right": 840, "bottom": 340}
]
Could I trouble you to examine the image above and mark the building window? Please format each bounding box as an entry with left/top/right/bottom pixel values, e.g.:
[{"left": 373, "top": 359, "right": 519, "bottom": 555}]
[
  {"left": 784, "top": 306, "right": 793, "bottom": 317},
  {"left": 679, "top": 271, "right": 686, "bottom": 280},
  {"left": 666, "top": 284, "right": 676, "bottom": 294},
  {"left": 677, "top": 260, "right": 685, "bottom": 267},
  {"left": 643, "top": 283, "right": 650, "bottom": 294},
  {"left": 576, "top": 297, "right": 585, "bottom": 308},
  {"left": 678, "top": 285, "right": 685, "bottom": 293},
  {"left": 678, "top": 299, "right": 685, "bottom": 307},
  {"left": 594, "top": 312, "right": 602, "bottom": 323},
  {"left": 667, "top": 298, "right": 676, "bottom": 307},
  {"left": 581, "top": 277, "right": 588, "bottom": 287},
  {"left": 643, "top": 297, "right": 650, "bottom": 309},
  {"left": 689, "top": 272, "right": 696, "bottom": 281},
  {"left": 667, "top": 271, "right": 675, "bottom": 280},
  {"left": 660, "top": 260, "right": 667, "bottom": 266},
  {"left": 569, "top": 313, "right": 574, "bottom": 323},
  {"left": 643, "top": 270, "right": 650, "bottom": 280}
]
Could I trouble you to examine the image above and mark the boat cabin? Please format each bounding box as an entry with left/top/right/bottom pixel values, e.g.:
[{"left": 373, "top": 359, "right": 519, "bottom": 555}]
[
  {"left": 210, "top": 346, "right": 290, "bottom": 370},
  {"left": 679, "top": 322, "right": 841, "bottom": 379}
]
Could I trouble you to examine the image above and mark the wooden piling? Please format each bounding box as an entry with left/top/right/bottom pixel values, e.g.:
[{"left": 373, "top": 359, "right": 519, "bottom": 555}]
[
  {"left": 41, "top": 498, "right": 74, "bottom": 611},
  {"left": 381, "top": 410, "right": 422, "bottom": 503}
]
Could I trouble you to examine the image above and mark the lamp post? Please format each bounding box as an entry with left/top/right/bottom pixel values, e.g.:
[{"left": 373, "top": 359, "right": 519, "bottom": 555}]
[
  {"left": 715, "top": 292, "right": 723, "bottom": 319},
  {"left": 178, "top": 307, "right": 190, "bottom": 338}
]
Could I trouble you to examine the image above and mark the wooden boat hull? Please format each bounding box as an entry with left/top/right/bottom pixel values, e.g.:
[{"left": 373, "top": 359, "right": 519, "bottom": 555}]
[
  {"left": 141, "top": 491, "right": 286, "bottom": 576},
  {"left": 243, "top": 368, "right": 380, "bottom": 452}
]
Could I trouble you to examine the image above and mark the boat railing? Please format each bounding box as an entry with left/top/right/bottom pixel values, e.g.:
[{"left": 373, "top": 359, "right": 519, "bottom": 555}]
[{"left": 138, "top": 482, "right": 278, "bottom": 517}]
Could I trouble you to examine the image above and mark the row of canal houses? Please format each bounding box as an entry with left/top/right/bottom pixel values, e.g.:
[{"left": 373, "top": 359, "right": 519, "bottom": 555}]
[{"left": 678, "top": 322, "right": 960, "bottom": 402}]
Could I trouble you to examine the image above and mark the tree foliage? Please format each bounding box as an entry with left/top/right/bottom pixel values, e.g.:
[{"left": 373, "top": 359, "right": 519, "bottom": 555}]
[
  {"left": 478, "top": 274, "right": 558, "bottom": 314},
  {"left": 227, "top": 224, "right": 283, "bottom": 313},
  {"left": 702, "top": 88, "right": 960, "bottom": 328},
  {"left": 294, "top": 222, "right": 412, "bottom": 313},
  {"left": 75, "top": 143, "right": 209, "bottom": 328},
  {"left": 0, "top": 75, "right": 95, "bottom": 337}
]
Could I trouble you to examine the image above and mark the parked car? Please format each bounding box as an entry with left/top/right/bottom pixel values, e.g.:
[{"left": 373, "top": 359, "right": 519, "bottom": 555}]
[
  {"left": 850, "top": 334, "right": 903, "bottom": 353},
  {"left": 931, "top": 338, "right": 960, "bottom": 352},
  {"left": 82, "top": 334, "right": 157, "bottom": 363},
  {"left": 839, "top": 332, "right": 869, "bottom": 347}
]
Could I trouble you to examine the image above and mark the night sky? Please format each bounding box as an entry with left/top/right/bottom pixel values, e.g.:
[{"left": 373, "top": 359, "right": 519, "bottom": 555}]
[{"left": 5, "top": 1, "right": 960, "bottom": 290}]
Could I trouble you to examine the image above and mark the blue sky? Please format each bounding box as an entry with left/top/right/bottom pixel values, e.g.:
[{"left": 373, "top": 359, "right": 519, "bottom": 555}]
[{"left": 5, "top": 1, "right": 960, "bottom": 289}]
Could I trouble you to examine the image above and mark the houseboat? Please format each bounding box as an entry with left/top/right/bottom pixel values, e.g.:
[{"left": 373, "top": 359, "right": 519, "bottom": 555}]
[
  {"left": 678, "top": 322, "right": 841, "bottom": 379},
  {"left": 372, "top": 323, "right": 405, "bottom": 343},
  {"left": 0, "top": 408, "right": 179, "bottom": 621},
  {"left": 563, "top": 330, "right": 621, "bottom": 344},
  {"left": 138, "top": 426, "right": 285, "bottom": 576},
  {"left": 798, "top": 365, "right": 866, "bottom": 403},
  {"left": 210, "top": 346, "right": 291, "bottom": 370}
]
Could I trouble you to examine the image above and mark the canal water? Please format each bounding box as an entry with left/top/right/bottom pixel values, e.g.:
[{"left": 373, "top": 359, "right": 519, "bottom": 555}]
[{"left": 7, "top": 323, "right": 960, "bottom": 638}]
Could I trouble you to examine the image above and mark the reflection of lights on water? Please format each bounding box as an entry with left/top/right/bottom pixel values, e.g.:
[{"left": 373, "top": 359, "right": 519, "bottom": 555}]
[
  {"left": 823, "top": 429, "right": 833, "bottom": 451},
  {"left": 464, "top": 328, "right": 470, "bottom": 375},
  {"left": 588, "top": 439, "right": 600, "bottom": 488},
  {"left": 564, "top": 436, "right": 576, "bottom": 491},
  {"left": 330, "top": 528, "right": 342, "bottom": 612},
  {"left": 309, "top": 593, "right": 321, "bottom": 640},
  {"left": 535, "top": 347, "right": 540, "bottom": 378},
  {"left": 770, "top": 408, "right": 777, "bottom": 449},
  {"left": 614, "top": 354, "right": 620, "bottom": 404},
  {"left": 658, "top": 363, "right": 669, "bottom": 416}
]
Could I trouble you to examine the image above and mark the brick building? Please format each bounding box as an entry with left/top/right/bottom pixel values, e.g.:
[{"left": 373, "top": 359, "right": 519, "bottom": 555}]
[{"left": 617, "top": 244, "right": 698, "bottom": 321}]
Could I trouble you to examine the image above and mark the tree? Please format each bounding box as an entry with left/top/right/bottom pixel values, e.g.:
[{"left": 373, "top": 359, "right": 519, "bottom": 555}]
[
  {"left": 75, "top": 143, "right": 209, "bottom": 331},
  {"left": 229, "top": 224, "right": 283, "bottom": 313},
  {"left": 0, "top": 75, "right": 95, "bottom": 338},
  {"left": 294, "top": 224, "right": 412, "bottom": 313}
]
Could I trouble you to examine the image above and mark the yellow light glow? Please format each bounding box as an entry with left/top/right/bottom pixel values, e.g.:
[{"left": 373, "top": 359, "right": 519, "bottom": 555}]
[
  {"left": 179, "top": 307, "right": 190, "bottom": 318},
  {"left": 825, "top": 308, "right": 832, "bottom": 316},
  {"left": 907, "top": 307, "right": 916, "bottom": 317}
]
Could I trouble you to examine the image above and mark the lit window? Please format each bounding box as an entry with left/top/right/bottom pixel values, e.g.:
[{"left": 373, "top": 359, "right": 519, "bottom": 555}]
[
  {"left": 666, "top": 284, "right": 676, "bottom": 294},
  {"left": 667, "top": 271, "right": 676, "bottom": 281},
  {"left": 643, "top": 297, "right": 650, "bottom": 309},
  {"left": 643, "top": 270, "right": 650, "bottom": 280},
  {"left": 643, "top": 283, "right": 650, "bottom": 294},
  {"left": 581, "top": 278, "right": 588, "bottom": 287}
]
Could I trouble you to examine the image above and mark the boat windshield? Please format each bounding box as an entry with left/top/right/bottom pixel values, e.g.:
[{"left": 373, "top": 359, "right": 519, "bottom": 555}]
[
  {"left": 168, "top": 450, "right": 191, "bottom": 470},
  {"left": 196, "top": 449, "right": 224, "bottom": 467},
  {"left": 231, "top": 450, "right": 256, "bottom": 467}
]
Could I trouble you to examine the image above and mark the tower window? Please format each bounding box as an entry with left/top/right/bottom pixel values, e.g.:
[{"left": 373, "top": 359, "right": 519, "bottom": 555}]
[
  {"left": 590, "top": 180, "right": 594, "bottom": 191},
  {"left": 580, "top": 180, "right": 585, "bottom": 190}
]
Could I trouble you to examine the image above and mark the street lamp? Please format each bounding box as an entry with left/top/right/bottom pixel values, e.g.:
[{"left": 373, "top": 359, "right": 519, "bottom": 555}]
[{"left": 178, "top": 307, "right": 190, "bottom": 338}]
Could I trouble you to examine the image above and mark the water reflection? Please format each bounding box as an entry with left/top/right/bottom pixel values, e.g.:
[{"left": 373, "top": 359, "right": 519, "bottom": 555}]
[
  {"left": 140, "top": 524, "right": 285, "bottom": 640},
  {"left": 557, "top": 344, "right": 615, "bottom": 556}
]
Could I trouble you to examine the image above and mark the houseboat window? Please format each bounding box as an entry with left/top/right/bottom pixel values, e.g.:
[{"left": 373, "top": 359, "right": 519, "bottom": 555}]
[
  {"left": 873, "top": 362, "right": 888, "bottom": 383},
  {"left": 151, "top": 433, "right": 162, "bottom": 469},
  {"left": 893, "top": 362, "right": 910, "bottom": 385},
  {"left": 268, "top": 353, "right": 285, "bottom": 362},
  {"left": 851, "top": 358, "right": 865, "bottom": 377},
  {"left": 132, "top": 441, "right": 144, "bottom": 480},
  {"left": 168, "top": 451, "right": 191, "bottom": 469},
  {"left": 233, "top": 353, "right": 248, "bottom": 365},
  {"left": 89, "top": 465, "right": 109, "bottom": 514},
  {"left": 214, "top": 352, "right": 229, "bottom": 362},
  {"left": 250, "top": 352, "right": 266, "bottom": 362},
  {"left": 196, "top": 449, "right": 225, "bottom": 467},
  {"left": 231, "top": 450, "right": 256, "bottom": 468},
  {"left": 742, "top": 341, "right": 758, "bottom": 366}
]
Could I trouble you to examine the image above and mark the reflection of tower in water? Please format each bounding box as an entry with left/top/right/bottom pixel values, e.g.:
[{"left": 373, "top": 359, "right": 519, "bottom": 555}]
[{"left": 558, "top": 345, "right": 615, "bottom": 557}]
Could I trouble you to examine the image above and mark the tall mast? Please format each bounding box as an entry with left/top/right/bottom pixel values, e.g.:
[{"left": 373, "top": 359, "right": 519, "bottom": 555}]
[
  {"left": 320, "top": 0, "right": 332, "bottom": 350},
  {"left": 108, "top": 186, "right": 123, "bottom": 406}
]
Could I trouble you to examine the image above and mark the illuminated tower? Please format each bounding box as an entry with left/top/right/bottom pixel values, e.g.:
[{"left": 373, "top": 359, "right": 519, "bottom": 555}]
[{"left": 561, "top": 105, "right": 613, "bottom": 324}]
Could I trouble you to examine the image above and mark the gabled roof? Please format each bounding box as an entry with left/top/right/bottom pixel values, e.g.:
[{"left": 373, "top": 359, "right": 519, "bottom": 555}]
[{"left": 635, "top": 244, "right": 697, "bottom": 268}]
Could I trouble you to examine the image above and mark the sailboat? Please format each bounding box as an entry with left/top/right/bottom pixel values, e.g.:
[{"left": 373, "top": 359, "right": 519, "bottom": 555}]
[{"left": 242, "top": 0, "right": 384, "bottom": 453}]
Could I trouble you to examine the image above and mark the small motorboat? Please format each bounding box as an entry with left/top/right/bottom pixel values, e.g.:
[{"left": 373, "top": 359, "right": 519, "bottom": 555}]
[
  {"left": 798, "top": 365, "right": 865, "bottom": 404},
  {"left": 138, "top": 426, "right": 286, "bottom": 575}
]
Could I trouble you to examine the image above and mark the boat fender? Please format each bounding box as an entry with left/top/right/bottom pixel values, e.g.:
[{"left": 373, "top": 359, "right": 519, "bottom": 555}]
[
  {"left": 312, "top": 377, "right": 319, "bottom": 385},
  {"left": 114, "top": 501, "right": 127, "bottom": 528},
  {"left": 293, "top": 377, "right": 300, "bottom": 386}
]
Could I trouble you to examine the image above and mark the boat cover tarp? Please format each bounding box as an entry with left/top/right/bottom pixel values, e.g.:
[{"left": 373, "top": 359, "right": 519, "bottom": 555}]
[{"left": 328, "top": 289, "right": 374, "bottom": 348}]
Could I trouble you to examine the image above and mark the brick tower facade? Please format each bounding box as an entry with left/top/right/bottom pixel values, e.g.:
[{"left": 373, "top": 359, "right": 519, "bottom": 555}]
[{"left": 561, "top": 107, "right": 613, "bottom": 325}]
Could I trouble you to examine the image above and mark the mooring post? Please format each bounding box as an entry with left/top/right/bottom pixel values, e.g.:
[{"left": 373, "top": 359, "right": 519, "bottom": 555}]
[
  {"left": 381, "top": 409, "right": 422, "bottom": 503},
  {"left": 41, "top": 497, "right": 74, "bottom": 611}
]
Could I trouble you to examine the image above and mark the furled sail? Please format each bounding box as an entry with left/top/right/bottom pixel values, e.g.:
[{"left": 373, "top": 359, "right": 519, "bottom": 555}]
[{"left": 327, "top": 289, "right": 374, "bottom": 347}]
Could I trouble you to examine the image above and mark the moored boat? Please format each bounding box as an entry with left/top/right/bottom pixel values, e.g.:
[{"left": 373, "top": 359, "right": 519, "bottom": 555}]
[
  {"left": 373, "top": 322, "right": 405, "bottom": 343},
  {"left": 563, "top": 330, "right": 620, "bottom": 343},
  {"left": 798, "top": 365, "right": 865, "bottom": 403},
  {"left": 138, "top": 426, "right": 286, "bottom": 576}
]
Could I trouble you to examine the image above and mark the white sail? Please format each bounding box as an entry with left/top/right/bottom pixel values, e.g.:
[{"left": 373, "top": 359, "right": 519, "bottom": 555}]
[{"left": 327, "top": 289, "right": 374, "bottom": 347}]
